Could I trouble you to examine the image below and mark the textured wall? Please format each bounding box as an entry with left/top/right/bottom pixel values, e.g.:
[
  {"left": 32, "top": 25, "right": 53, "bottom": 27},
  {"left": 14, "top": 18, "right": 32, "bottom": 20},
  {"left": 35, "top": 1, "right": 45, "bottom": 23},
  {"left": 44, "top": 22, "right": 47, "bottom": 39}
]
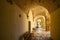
[
  {"left": 0, "top": 0, "right": 28, "bottom": 40},
  {"left": 51, "top": 8, "right": 60, "bottom": 40}
]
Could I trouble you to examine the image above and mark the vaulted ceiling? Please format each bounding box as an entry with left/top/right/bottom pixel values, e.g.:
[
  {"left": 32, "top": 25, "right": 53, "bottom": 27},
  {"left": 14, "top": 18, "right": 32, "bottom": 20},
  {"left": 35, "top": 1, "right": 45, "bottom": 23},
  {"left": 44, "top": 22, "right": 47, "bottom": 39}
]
[{"left": 13, "top": 0, "right": 60, "bottom": 13}]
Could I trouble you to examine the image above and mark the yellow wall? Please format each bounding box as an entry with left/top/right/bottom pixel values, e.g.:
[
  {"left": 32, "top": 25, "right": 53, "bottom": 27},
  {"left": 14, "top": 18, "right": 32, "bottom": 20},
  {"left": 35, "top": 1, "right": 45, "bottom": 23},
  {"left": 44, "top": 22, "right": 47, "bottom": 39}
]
[
  {"left": 51, "top": 8, "right": 60, "bottom": 40},
  {"left": 0, "top": 0, "right": 28, "bottom": 40}
]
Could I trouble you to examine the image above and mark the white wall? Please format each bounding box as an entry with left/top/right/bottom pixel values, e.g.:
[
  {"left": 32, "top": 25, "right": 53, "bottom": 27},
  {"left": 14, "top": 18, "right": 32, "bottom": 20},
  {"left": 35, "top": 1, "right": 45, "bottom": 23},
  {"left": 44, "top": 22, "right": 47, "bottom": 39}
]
[
  {"left": 0, "top": 0, "right": 28, "bottom": 40},
  {"left": 51, "top": 8, "right": 60, "bottom": 40}
]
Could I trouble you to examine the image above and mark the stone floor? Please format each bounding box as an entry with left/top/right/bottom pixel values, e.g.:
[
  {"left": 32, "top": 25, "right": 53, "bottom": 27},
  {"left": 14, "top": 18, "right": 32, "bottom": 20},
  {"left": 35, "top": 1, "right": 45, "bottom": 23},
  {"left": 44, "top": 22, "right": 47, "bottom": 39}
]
[
  {"left": 31, "top": 28, "right": 50, "bottom": 40},
  {"left": 23, "top": 28, "right": 51, "bottom": 40},
  {"left": 19, "top": 28, "right": 52, "bottom": 40}
]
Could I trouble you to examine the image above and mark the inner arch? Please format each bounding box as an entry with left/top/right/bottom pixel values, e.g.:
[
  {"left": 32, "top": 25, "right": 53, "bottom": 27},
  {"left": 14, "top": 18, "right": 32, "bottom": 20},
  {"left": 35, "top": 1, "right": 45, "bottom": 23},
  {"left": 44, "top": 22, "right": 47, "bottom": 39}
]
[{"left": 28, "top": 5, "right": 51, "bottom": 40}]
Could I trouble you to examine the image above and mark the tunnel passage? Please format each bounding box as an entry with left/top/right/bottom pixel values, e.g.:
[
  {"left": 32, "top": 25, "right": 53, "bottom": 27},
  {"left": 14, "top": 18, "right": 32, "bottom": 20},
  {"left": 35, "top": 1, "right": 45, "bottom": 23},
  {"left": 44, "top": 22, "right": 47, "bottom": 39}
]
[{"left": 19, "top": 6, "right": 51, "bottom": 40}]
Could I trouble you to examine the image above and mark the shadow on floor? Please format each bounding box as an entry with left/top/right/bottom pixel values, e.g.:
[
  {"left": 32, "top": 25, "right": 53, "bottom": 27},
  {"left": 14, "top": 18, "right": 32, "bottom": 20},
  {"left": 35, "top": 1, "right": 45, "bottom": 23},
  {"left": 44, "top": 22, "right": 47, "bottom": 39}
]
[{"left": 19, "top": 32, "right": 32, "bottom": 40}]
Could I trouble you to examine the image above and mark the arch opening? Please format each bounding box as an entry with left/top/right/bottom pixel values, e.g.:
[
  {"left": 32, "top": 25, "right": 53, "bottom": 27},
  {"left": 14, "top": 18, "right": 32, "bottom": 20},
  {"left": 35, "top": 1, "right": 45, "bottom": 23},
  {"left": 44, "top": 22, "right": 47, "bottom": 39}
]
[{"left": 28, "top": 5, "right": 51, "bottom": 40}]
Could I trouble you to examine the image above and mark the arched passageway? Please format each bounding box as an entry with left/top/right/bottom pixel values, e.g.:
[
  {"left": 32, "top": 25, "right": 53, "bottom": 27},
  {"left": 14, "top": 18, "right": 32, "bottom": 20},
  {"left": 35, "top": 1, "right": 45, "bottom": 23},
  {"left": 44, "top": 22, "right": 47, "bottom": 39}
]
[
  {"left": 28, "top": 6, "right": 50, "bottom": 32},
  {"left": 27, "top": 5, "right": 51, "bottom": 40}
]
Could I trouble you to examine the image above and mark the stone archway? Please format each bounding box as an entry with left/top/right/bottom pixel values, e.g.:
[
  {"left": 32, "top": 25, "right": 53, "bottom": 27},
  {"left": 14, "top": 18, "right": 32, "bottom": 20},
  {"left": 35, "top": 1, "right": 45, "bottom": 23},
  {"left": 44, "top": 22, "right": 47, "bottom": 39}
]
[
  {"left": 28, "top": 5, "right": 50, "bottom": 32},
  {"left": 34, "top": 15, "right": 46, "bottom": 30}
]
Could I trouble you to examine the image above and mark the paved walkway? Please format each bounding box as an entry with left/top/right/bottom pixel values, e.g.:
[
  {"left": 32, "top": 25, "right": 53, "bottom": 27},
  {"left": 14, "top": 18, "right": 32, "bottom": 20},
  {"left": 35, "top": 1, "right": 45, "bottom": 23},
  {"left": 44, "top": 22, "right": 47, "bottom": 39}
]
[{"left": 31, "top": 28, "right": 50, "bottom": 40}]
